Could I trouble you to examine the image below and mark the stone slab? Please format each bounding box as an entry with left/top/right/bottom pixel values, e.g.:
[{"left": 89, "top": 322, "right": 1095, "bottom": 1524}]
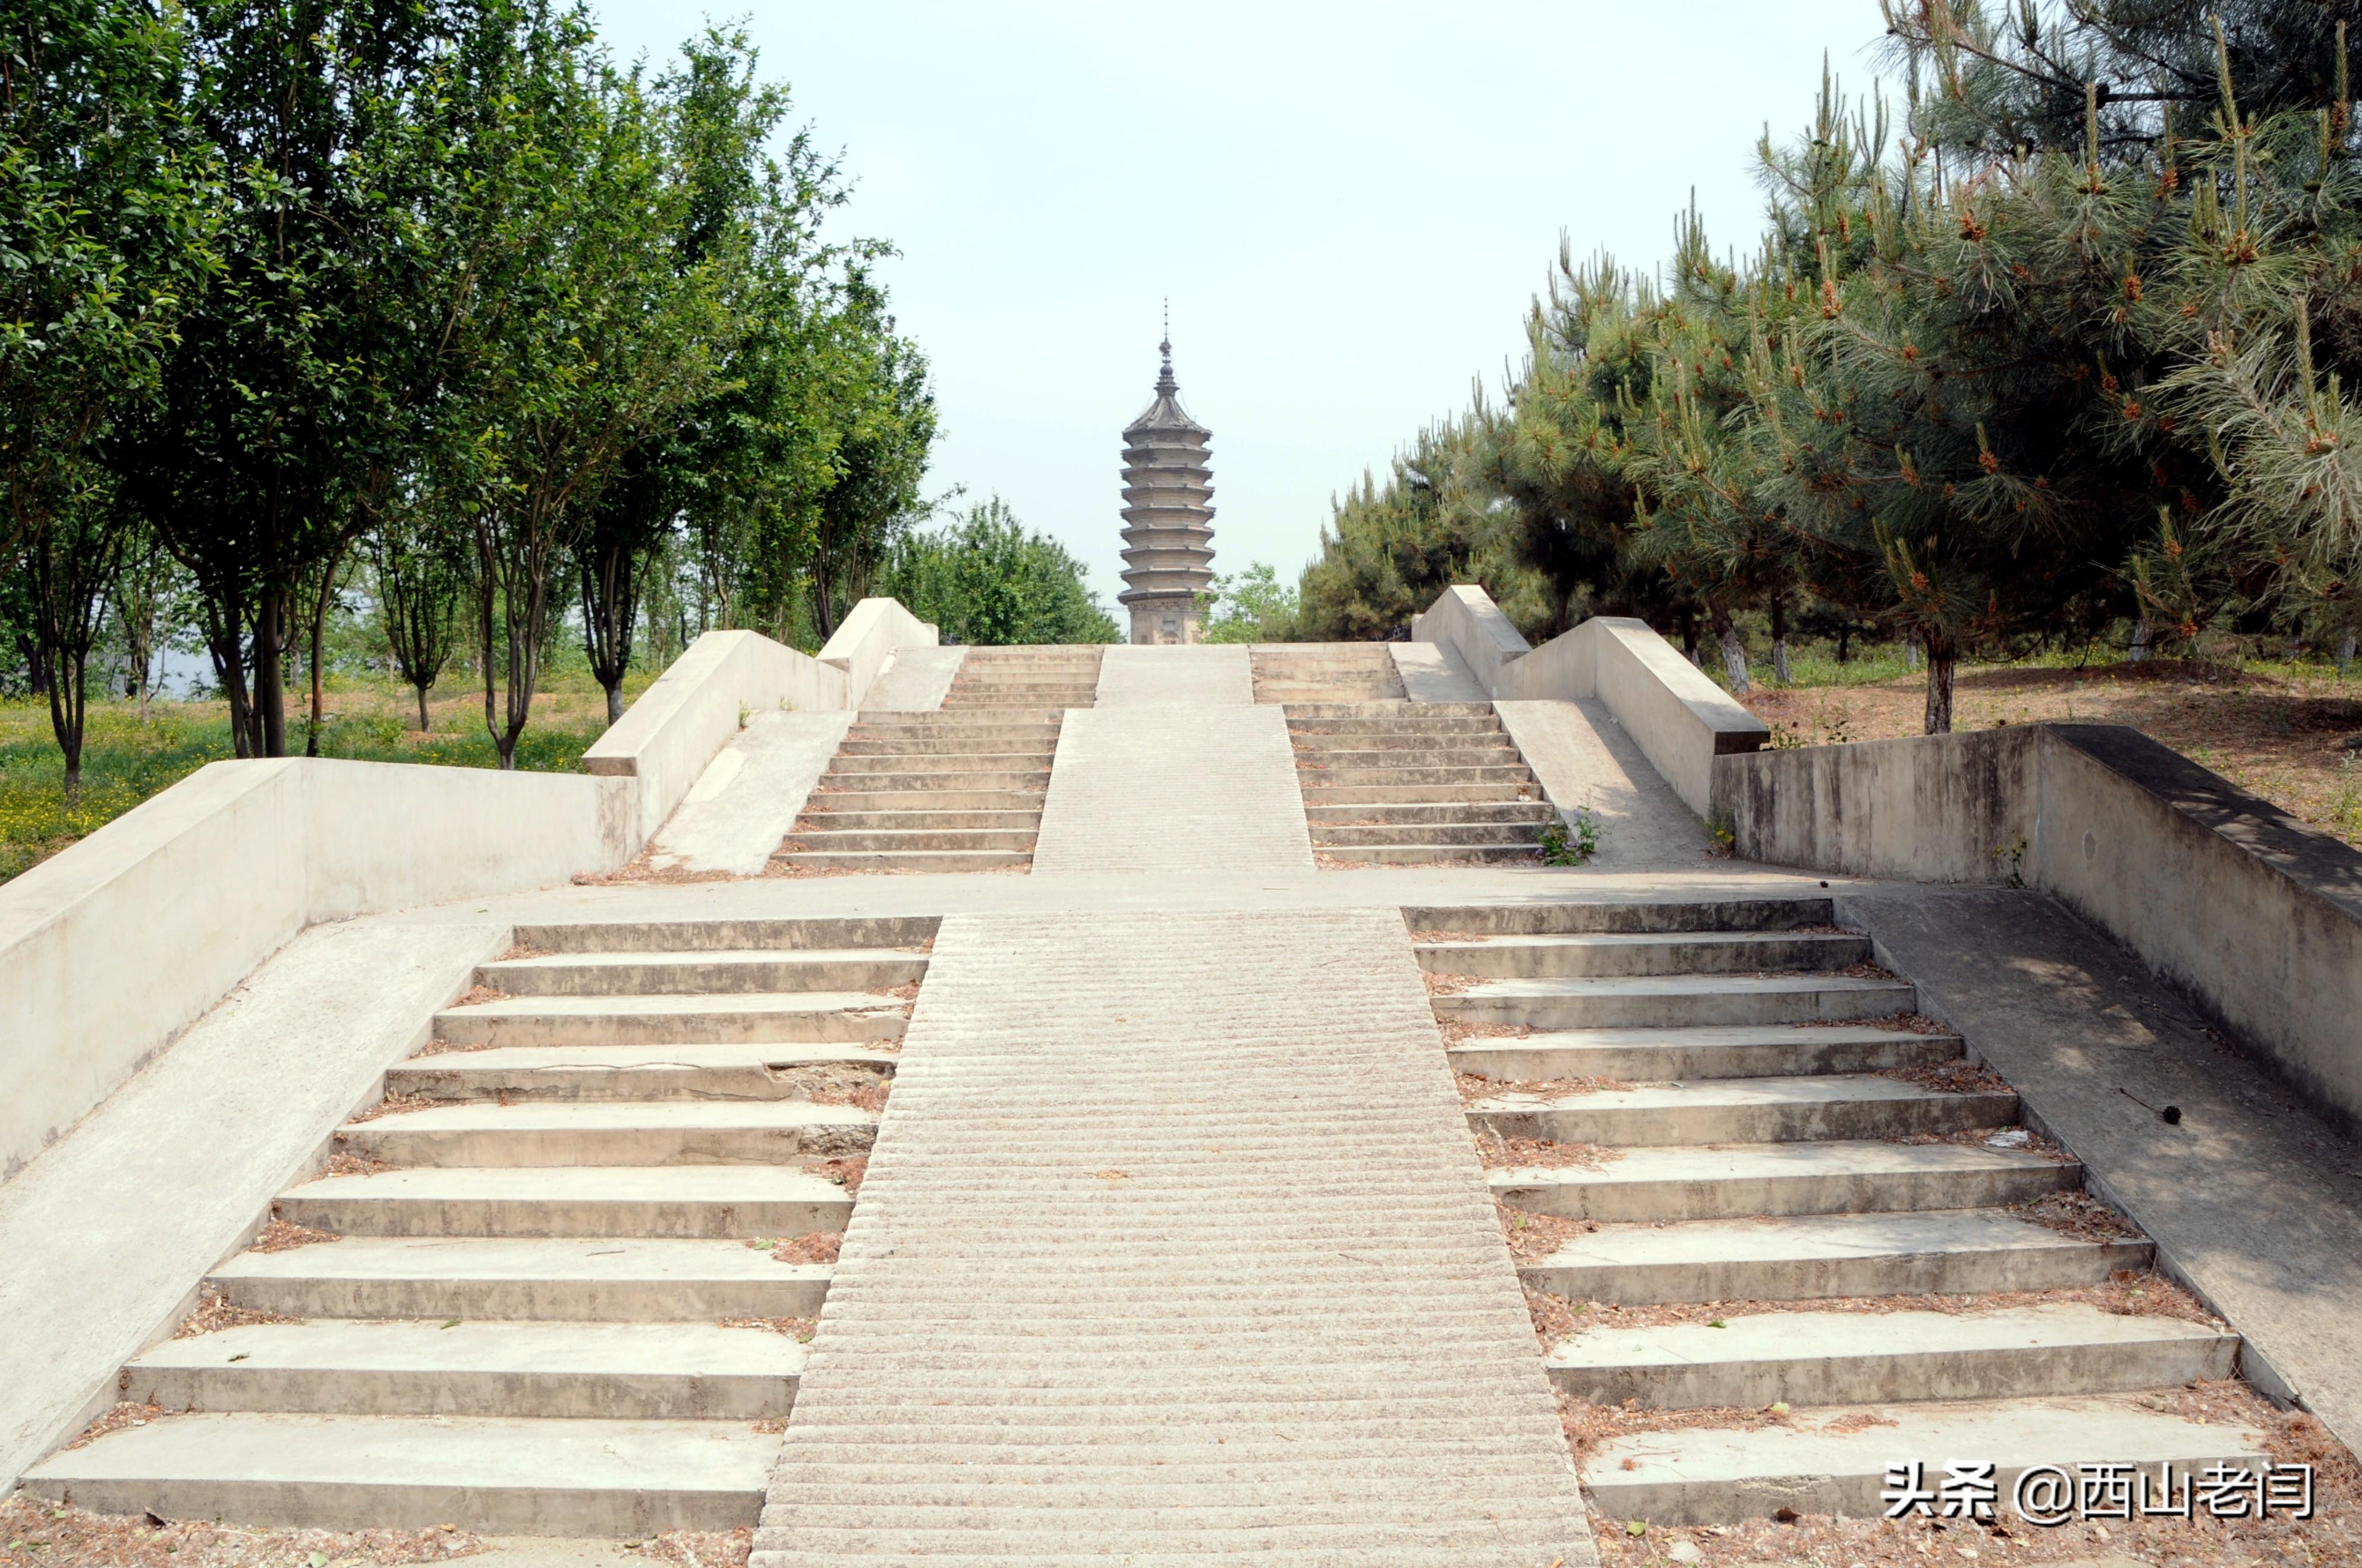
[{"left": 644, "top": 712, "right": 854, "bottom": 877}]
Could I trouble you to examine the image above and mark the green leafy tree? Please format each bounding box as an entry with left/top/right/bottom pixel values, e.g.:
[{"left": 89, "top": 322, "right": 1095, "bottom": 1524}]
[
  {"left": 878, "top": 498, "right": 1118, "bottom": 646},
  {"left": 1199, "top": 562, "right": 1300, "bottom": 643}
]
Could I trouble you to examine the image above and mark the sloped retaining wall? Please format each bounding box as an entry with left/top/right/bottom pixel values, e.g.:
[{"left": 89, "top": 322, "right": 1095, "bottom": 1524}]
[{"left": 1716, "top": 723, "right": 2362, "bottom": 1134}]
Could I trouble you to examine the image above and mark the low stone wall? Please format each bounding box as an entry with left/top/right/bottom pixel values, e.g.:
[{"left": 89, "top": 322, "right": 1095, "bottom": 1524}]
[
  {"left": 1412, "top": 585, "right": 1767, "bottom": 816},
  {"left": 1716, "top": 723, "right": 2362, "bottom": 1134},
  {"left": 0, "top": 759, "right": 633, "bottom": 1179}
]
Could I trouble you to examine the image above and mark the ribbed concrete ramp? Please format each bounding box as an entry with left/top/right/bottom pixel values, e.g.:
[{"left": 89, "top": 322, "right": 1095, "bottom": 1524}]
[
  {"left": 1031, "top": 711, "right": 1311, "bottom": 874},
  {"left": 753, "top": 909, "right": 1596, "bottom": 1566}
]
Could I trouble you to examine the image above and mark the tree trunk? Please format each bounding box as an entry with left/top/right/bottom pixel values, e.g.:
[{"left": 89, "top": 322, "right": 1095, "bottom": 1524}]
[
  {"left": 416, "top": 681, "right": 432, "bottom": 732},
  {"left": 2339, "top": 627, "right": 2357, "bottom": 676},
  {"left": 1923, "top": 628, "right": 1957, "bottom": 734},
  {"left": 304, "top": 549, "right": 348, "bottom": 757},
  {"left": 256, "top": 590, "right": 287, "bottom": 757},
  {"left": 1712, "top": 610, "right": 1751, "bottom": 694},
  {"left": 1904, "top": 631, "right": 1921, "bottom": 672},
  {"left": 1836, "top": 625, "right": 1853, "bottom": 663},
  {"left": 1769, "top": 595, "right": 1791, "bottom": 685},
  {"left": 606, "top": 682, "right": 624, "bottom": 726},
  {"left": 2129, "top": 620, "right": 2152, "bottom": 663}
]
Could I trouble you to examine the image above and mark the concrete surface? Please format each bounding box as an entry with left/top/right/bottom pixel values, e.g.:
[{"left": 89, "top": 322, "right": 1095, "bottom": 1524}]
[
  {"left": 22, "top": 1413, "right": 776, "bottom": 1533},
  {"left": 749, "top": 908, "right": 1596, "bottom": 1567},
  {"left": 1495, "top": 697, "right": 1715, "bottom": 867},
  {"left": 1391, "top": 639, "right": 1487, "bottom": 701},
  {"left": 1550, "top": 1303, "right": 2237, "bottom": 1409},
  {"left": 1092, "top": 641, "right": 1253, "bottom": 704},
  {"left": 0, "top": 918, "right": 501, "bottom": 1493},
  {"left": 1032, "top": 704, "right": 1314, "bottom": 874},
  {"left": 1848, "top": 883, "right": 2362, "bottom": 1455},
  {"left": 644, "top": 712, "right": 852, "bottom": 876},
  {"left": 856, "top": 645, "right": 963, "bottom": 710}
]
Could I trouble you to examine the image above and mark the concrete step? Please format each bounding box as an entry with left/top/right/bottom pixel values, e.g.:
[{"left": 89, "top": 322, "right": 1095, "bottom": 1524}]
[
  {"left": 1580, "top": 1393, "right": 2263, "bottom": 1526},
  {"left": 815, "top": 770, "right": 1050, "bottom": 794},
  {"left": 509, "top": 917, "right": 937, "bottom": 953},
  {"left": 18, "top": 1412, "right": 776, "bottom": 1533},
  {"left": 1468, "top": 1074, "right": 2018, "bottom": 1146},
  {"left": 1285, "top": 701, "right": 1495, "bottom": 719},
  {"left": 1294, "top": 764, "right": 1537, "bottom": 787},
  {"left": 1450, "top": 1024, "right": 1962, "bottom": 1081},
  {"left": 1548, "top": 1303, "right": 2237, "bottom": 1410},
  {"left": 124, "top": 1319, "right": 806, "bottom": 1419},
  {"left": 1419, "top": 930, "right": 1873, "bottom": 978},
  {"left": 1306, "top": 801, "right": 1556, "bottom": 825},
  {"left": 809, "top": 789, "right": 1045, "bottom": 813},
  {"left": 479, "top": 949, "right": 924, "bottom": 997},
  {"left": 391, "top": 1042, "right": 897, "bottom": 1103},
  {"left": 1488, "top": 1139, "right": 2077, "bottom": 1222},
  {"left": 336, "top": 1100, "right": 877, "bottom": 1167},
  {"left": 837, "top": 733, "right": 1059, "bottom": 755},
  {"left": 1520, "top": 1208, "right": 2153, "bottom": 1303},
  {"left": 850, "top": 710, "right": 1065, "bottom": 728},
  {"left": 1405, "top": 899, "right": 1832, "bottom": 936},
  {"left": 798, "top": 810, "right": 1043, "bottom": 832},
  {"left": 1285, "top": 727, "right": 1502, "bottom": 746},
  {"left": 1301, "top": 783, "right": 1543, "bottom": 805},
  {"left": 1318, "top": 843, "right": 1542, "bottom": 865},
  {"left": 1291, "top": 747, "right": 1526, "bottom": 768},
  {"left": 435, "top": 991, "right": 908, "bottom": 1049},
  {"left": 209, "top": 1236, "right": 832, "bottom": 1320},
  {"left": 780, "top": 829, "right": 1037, "bottom": 853},
  {"left": 771, "top": 849, "right": 1033, "bottom": 873},
  {"left": 823, "top": 752, "right": 1053, "bottom": 775},
  {"left": 1435, "top": 972, "right": 1918, "bottom": 1029},
  {"left": 276, "top": 1166, "right": 856, "bottom": 1237},
  {"left": 1313, "top": 821, "right": 1547, "bottom": 848}
]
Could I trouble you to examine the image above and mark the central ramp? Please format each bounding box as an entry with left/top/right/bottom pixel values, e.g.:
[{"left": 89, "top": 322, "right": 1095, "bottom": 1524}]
[
  {"left": 1032, "top": 646, "right": 1313, "bottom": 873},
  {"left": 753, "top": 909, "right": 1596, "bottom": 1566}
]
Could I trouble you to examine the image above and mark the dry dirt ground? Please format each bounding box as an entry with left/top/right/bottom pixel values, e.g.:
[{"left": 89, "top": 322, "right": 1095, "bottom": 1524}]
[{"left": 1738, "top": 660, "right": 2362, "bottom": 854}]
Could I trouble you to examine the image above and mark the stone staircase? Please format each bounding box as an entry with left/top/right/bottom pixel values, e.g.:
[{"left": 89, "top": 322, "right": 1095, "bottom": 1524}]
[
  {"left": 941, "top": 644, "right": 1103, "bottom": 709},
  {"left": 1291, "top": 702, "right": 1555, "bottom": 865},
  {"left": 1250, "top": 643, "right": 1405, "bottom": 703},
  {"left": 21, "top": 917, "right": 933, "bottom": 1534},
  {"left": 775, "top": 713, "right": 1056, "bottom": 874},
  {"left": 1411, "top": 898, "right": 2260, "bottom": 1526}
]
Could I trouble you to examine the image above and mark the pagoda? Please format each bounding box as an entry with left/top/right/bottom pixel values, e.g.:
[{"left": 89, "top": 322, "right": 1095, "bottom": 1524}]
[{"left": 1116, "top": 331, "right": 1215, "bottom": 644}]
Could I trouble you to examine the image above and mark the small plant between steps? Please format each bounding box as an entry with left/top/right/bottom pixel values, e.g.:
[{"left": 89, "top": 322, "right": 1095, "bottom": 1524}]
[{"left": 1538, "top": 807, "right": 1601, "bottom": 867}]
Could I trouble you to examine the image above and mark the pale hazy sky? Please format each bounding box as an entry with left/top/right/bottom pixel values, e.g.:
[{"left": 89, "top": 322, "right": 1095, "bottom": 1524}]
[{"left": 589, "top": 1, "right": 1898, "bottom": 607}]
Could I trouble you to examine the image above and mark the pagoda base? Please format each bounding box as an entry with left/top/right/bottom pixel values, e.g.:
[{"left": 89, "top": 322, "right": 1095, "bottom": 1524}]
[{"left": 1126, "top": 596, "right": 1202, "bottom": 646}]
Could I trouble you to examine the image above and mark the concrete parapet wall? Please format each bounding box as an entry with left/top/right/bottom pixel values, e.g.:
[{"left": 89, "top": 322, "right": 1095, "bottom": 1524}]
[
  {"left": 0, "top": 758, "right": 634, "bottom": 1180},
  {"left": 1413, "top": 586, "right": 1769, "bottom": 816},
  {"left": 1716, "top": 723, "right": 2362, "bottom": 1132},
  {"left": 585, "top": 631, "right": 850, "bottom": 846},
  {"left": 817, "top": 598, "right": 939, "bottom": 710}
]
